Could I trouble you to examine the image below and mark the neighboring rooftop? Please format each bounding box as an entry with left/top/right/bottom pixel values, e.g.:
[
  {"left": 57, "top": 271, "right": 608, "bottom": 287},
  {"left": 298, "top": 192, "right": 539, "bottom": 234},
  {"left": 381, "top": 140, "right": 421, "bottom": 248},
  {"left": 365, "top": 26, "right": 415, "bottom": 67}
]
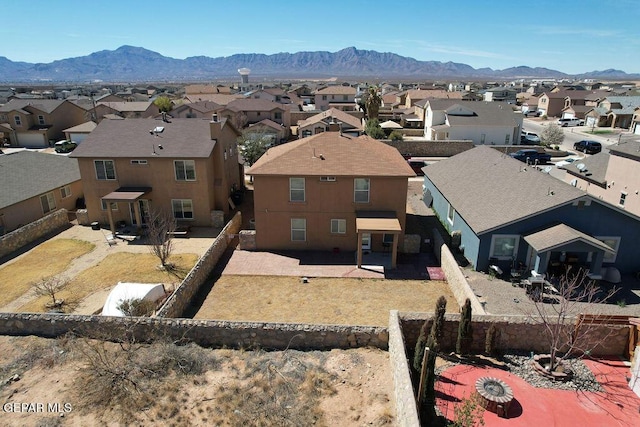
[
  {"left": 564, "top": 152, "right": 610, "bottom": 186},
  {"left": 70, "top": 118, "right": 220, "bottom": 159},
  {"left": 609, "top": 140, "right": 640, "bottom": 161},
  {"left": 0, "top": 151, "right": 80, "bottom": 209},
  {"left": 0, "top": 99, "right": 66, "bottom": 114},
  {"left": 424, "top": 145, "right": 585, "bottom": 234},
  {"left": 428, "top": 100, "right": 521, "bottom": 127}
]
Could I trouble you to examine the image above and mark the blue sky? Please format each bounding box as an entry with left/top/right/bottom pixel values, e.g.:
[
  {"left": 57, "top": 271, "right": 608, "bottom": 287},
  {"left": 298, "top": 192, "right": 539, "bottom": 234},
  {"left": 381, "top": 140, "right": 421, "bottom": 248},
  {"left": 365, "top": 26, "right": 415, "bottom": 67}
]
[{"left": 2, "top": 0, "right": 639, "bottom": 74}]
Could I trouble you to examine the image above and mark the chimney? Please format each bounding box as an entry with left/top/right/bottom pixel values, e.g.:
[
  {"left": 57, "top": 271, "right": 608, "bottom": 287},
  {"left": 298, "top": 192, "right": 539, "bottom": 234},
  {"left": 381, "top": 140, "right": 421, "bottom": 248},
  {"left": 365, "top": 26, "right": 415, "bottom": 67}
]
[
  {"left": 210, "top": 114, "right": 221, "bottom": 140},
  {"left": 211, "top": 113, "right": 218, "bottom": 122},
  {"left": 328, "top": 120, "right": 340, "bottom": 132}
]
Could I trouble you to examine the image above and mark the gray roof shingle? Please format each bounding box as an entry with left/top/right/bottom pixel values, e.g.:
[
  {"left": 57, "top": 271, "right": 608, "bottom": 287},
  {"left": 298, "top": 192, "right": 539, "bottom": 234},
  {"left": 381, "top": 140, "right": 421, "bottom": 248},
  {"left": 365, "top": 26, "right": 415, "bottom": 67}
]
[
  {"left": 70, "top": 118, "right": 219, "bottom": 159},
  {"left": 425, "top": 146, "right": 585, "bottom": 234},
  {"left": 0, "top": 151, "right": 81, "bottom": 209}
]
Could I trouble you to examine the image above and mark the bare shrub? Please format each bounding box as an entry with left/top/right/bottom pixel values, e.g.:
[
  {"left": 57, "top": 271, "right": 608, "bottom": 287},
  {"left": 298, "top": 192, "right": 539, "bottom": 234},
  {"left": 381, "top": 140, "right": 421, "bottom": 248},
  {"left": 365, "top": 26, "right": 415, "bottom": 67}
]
[
  {"left": 146, "top": 209, "right": 176, "bottom": 269},
  {"left": 33, "top": 277, "right": 68, "bottom": 309},
  {"left": 116, "top": 297, "right": 157, "bottom": 317}
]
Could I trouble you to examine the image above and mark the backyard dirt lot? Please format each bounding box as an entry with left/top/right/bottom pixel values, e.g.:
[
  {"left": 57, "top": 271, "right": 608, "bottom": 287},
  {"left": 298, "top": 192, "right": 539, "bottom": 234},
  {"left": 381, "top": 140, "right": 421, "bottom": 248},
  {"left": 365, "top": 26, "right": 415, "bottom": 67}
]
[
  {"left": 195, "top": 275, "right": 458, "bottom": 326},
  {"left": 0, "top": 335, "right": 395, "bottom": 427}
]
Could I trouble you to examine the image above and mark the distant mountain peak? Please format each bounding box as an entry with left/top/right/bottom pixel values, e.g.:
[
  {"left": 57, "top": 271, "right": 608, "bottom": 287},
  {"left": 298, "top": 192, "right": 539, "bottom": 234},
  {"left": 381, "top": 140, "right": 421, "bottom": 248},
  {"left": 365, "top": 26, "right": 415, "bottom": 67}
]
[{"left": 0, "top": 46, "right": 636, "bottom": 83}]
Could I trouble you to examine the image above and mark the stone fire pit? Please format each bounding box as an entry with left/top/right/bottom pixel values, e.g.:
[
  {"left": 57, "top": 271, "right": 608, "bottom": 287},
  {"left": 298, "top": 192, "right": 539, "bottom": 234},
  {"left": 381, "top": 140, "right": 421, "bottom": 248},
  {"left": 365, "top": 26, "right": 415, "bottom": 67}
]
[{"left": 474, "top": 377, "right": 514, "bottom": 418}]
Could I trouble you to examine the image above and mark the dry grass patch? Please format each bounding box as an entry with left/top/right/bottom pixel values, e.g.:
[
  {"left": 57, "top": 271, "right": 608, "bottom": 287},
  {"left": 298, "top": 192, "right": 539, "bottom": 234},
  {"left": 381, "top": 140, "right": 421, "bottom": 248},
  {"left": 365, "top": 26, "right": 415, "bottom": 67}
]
[
  {"left": 0, "top": 239, "right": 94, "bottom": 307},
  {"left": 195, "top": 276, "right": 458, "bottom": 326},
  {"left": 18, "top": 252, "right": 198, "bottom": 313}
]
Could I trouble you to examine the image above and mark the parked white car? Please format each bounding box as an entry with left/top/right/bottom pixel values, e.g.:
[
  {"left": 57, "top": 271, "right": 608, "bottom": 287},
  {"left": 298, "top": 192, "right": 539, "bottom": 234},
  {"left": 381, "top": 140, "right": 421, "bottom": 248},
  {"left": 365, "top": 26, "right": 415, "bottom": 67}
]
[
  {"left": 557, "top": 118, "right": 584, "bottom": 127},
  {"left": 555, "top": 157, "right": 579, "bottom": 167}
]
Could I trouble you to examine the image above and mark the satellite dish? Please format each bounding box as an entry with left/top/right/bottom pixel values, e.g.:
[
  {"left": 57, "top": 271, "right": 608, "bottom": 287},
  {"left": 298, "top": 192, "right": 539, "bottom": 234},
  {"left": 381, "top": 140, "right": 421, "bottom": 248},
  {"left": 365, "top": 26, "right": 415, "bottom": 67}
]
[
  {"left": 543, "top": 166, "right": 553, "bottom": 174},
  {"left": 576, "top": 163, "right": 586, "bottom": 171}
]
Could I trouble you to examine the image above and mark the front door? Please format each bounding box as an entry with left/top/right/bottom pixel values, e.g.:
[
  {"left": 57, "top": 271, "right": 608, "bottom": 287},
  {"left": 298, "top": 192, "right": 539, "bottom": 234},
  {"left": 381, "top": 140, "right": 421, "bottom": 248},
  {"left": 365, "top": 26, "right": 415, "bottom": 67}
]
[{"left": 361, "top": 233, "right": 371, "bottom": 250}]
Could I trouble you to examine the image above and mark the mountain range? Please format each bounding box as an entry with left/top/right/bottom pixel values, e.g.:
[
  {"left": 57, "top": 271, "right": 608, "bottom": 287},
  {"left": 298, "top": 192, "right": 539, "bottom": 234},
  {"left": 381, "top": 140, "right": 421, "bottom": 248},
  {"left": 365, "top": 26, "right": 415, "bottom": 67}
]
[{"left": 0, "top": 46, "right": 637, "bottom": 83}]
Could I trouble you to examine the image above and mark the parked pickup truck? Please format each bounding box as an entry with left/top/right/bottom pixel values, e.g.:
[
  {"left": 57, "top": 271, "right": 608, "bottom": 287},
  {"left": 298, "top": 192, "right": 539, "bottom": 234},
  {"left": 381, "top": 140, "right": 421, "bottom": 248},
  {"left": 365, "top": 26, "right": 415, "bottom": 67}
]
[{"left": 509, "top": 149, "right": 551, "bottom": 164}]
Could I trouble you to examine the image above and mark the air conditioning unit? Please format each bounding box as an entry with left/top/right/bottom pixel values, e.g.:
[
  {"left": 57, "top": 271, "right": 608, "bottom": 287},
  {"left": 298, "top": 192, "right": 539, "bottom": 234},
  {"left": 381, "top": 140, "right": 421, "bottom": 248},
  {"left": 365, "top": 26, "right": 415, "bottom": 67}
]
[{"left": 570, "top": 179, "right": 578, "bottom": 187}]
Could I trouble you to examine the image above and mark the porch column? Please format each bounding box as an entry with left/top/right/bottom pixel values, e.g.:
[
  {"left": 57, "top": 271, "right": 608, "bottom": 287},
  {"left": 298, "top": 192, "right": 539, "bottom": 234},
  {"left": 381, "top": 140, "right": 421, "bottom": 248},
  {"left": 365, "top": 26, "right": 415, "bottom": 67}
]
[
  {"left": 357, "top": 232, "right": 363, "bottom": 268},
  {"left": 133, "top": 201, "right": 142, "bottom": 230},
  {"left": 106, "top": 205, "right": 115, "bottom": 235},
  {"left": 391, "top": 234, "right": 399, "bottom": 269}
]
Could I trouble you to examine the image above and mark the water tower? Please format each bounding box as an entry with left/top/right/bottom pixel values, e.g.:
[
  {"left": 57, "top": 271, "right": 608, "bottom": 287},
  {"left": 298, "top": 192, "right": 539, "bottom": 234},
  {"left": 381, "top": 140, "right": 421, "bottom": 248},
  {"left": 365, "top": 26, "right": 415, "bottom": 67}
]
[{"left": 238, "top": 68, "right": 251, "bottom": 85}]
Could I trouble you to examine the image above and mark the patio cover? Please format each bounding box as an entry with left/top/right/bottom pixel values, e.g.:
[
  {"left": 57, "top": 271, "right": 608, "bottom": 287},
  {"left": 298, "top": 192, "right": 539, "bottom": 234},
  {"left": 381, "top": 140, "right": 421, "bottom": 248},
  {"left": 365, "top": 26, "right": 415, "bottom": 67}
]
[
  {"left": 101, "top": 187, "right": 151, "bottom": 202},
  {"left": 355, "top": 211, "right": 401, "bottom": 269},
  {"left": 379, "top": 120, "right": 403, "bottom": 129},
  {"left": 524, "top": 223, "right": 615, "bottom": 254}
]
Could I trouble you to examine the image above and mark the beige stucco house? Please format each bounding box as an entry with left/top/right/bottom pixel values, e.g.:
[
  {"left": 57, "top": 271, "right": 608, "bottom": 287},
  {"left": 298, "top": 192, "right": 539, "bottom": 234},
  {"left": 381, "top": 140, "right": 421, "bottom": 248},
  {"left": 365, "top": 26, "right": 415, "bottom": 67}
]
[
  {"left": 71, "top": 117, "right": 242, "bottom": 233},
  {"left": 247, "top": 129, "right": 415, "bottom": 268},
  {"left": 313, "top": 86, "right": 357, "bottom": 111}
]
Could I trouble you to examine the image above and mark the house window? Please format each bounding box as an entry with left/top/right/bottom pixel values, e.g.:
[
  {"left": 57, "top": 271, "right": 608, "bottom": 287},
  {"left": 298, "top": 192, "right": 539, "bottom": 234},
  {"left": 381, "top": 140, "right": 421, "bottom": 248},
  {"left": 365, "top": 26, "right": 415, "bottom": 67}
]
[
  {"left": 101, "top": 200, "right": 118, "bottom": 211},
  {"left": 172, "top": 199, "right": 194, "bottom": 220},
  {"left": 343, "top": 95, "right": 348, "bottom": 101},
  {"left": 383, "top": 233, "right": 394, "bottom": 244},
  {"left": 130, "top": 159, "right": 148, "bottom": 165},
  {"left": 94, "top": 160, "right": 116, "bottom": 180},
  {"left": 354, "top": 178, "right": 370, "bottom": 203},
  {"left": 489, "top": 235, "right": 519, "bottom": 259},
  {"left": 38, "top": 115, "right": 45, "bottom": 125},
  {"left": 174, "top": 160, "right": 196, "bottom": 181},
  {"left": 291, "top": 218, "right": 306, "bottom": 241},
  {"left": 331, "top": 219, "right": 346, "bottom": 234},
  {"left": 320, "top": 176, "right": 336, "bottom": 182},
  {"left": 595, "top": 236, "right": 621, "bottom": 263},
  {"left": 60, "top": 185, "right": 71, "bottom": 199},
  {"left": 322, "top": 95, "right": 327, "bottom": 101},
  {"left": 274, "top": 111, "right": 282, "bottom": 120},
  {"left": 447, "top": 203, "right": 455, "bottom": 224},
  {"left": 289, "top": 177, "right": 305, "bottom": 202},
  {"left": 14, "top": 115, "right": 21, "bottom": 126},
  {"left": 480, "top": 134, "right": 486, "bottom": 144},
  {"left": 505, "top": 134, "right": 510, "bottom": 144},
  {"left": 619, "top": 192, "right": 627, "bottom": 207},
  {"left": 40, "top": 192, "right": 56, "bottom": 214}
]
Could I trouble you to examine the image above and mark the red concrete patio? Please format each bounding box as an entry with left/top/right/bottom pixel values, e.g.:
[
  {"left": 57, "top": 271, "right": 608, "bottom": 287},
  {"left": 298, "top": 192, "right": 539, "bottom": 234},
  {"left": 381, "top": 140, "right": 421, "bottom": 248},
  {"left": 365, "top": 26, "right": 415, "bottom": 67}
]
[{"left": 437, "top": 357, "right": 639, "bottom": 426}]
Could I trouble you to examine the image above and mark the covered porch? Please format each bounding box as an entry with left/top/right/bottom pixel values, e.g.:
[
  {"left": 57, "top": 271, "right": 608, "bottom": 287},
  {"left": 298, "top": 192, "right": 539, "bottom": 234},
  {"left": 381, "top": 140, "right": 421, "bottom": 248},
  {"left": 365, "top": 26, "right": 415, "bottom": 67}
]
[
  {"left": 101, "top": 187, "right": 151, "bottom": 235},
  {"left": 355, "top": 211, "right": 402, "bottom": 270},
  {"left": 523, "top": 224, "right": 616, "bottom": 280}
]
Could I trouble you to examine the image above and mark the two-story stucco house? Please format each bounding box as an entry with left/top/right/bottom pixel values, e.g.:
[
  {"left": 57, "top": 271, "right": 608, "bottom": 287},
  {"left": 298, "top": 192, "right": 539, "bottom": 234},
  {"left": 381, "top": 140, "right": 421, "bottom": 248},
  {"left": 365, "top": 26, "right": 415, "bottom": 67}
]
[
  {"left": 423, "top": 100, "right": 522, "bottom": 145},
  {"left": 70, "top": 117, "right": 242, "bottom": 233},
  {"left": 0, "top": 99, "right": 88, "bottom": 147},
  {"left": 313, "top": 86, "right": 357, "bottom": 111},
  {"left": 247, "top": 129, "right": 415, "bottom": 268}
]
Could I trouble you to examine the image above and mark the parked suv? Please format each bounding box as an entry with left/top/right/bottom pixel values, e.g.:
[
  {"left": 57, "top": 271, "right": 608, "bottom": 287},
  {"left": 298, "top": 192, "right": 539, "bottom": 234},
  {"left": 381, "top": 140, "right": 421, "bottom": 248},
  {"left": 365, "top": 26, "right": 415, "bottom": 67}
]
[
  {"left": 557, "top": 118, "right": 584, "bottom": 127},
  {"left": 510, "top": 149, "right": 551, "bottom": 164},
  {"left": 521, "top": 131, "right": 541, "bottom": 144},
  {"left": 524, "top": 110, "right": 540, "bottom": 117},
  {"left": 573, "top": 140, "right": 602, "bottom": 154}
]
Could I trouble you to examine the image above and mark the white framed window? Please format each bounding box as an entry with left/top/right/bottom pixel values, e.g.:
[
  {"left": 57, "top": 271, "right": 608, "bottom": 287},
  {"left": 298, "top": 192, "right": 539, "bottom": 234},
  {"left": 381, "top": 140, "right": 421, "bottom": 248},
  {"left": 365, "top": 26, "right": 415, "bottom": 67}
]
[
  {"left": 505, "top": 134, "right": 510, "bottom": 144},
  {"left": 94, "top": 160, "right": 116, "bottom": 180},
  {"left": 172, "top": 199, "right": 194, "bottom": 220},
  {"left": 595, "top": 236, "right": 621, "bottom": 263},
  {"left": 14, "top": 115, "right": 21, "bottom": 126},
  {"left": 480, "top": 134, "right": 486, "bottom": 144},
  {"left": 40, "top": 192, "right": 56, "bottom": 214},
  {"left": 130, "top": 159, "right": 148, "bottom": 165},
  {"left": 38, "top": 115, "right": 45, "bottom": 125},
  {"left": 101, "top": 200, "right": 118, "bottom": 211},
  {"left": 174, "top": 160, "right": 196, "bottom": 181},
  {"left": 320, "top": 176, "right": 336, "bottom": 182},
  {"left": 60, "top": 185, "right": 71, "bottom": 199},
  {"left": 289, "top": 177, "right": 305, "bottom": 202},
  {"left": 331, "top": 219, "right": 346, "bottom": 234},
  {"left": 291, "top": 218, "right": 306, "bottom": 241},
  {"left": 354, "top": 178, "right": 370, "bottom": 203},
  {"left": 489, "top": 234, "right": 519, "bottom": 259},
  {"left": 447, "top": 203, "right": 455, "bottom": 225},
  {"left": 619, "top": 192, "right": 627, "bottom": 207}
]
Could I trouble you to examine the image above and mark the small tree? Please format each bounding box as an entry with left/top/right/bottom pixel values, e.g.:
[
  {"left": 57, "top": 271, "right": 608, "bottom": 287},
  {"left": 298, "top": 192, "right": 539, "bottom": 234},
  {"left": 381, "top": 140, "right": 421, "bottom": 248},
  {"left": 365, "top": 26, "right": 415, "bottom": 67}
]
[
  {"left": 414, "top": 295, "right": 447, "bottom": 372},
  {"left": 456, "top": 298, "right": 473, "bottom": 355},
  {"left": 153, "top": 96, "right": 172, "bottom": 113},
  {"left": 364, "top": 118, "right": 385, "bottom": 139},
  {"left": 147, "top": 209, "right": 176, "bottom": 270},
  {"left": 237, "top": 131, "right": 272, "bottom": 167},
  {"left": 526, "top": 268, "right": 618, "bottom": 372},
  {"left": 33, "top": 277, "right": 68, "bottom": 309},
  {"left": 540, "top": 123, "right": 564, "bottom": 146}
]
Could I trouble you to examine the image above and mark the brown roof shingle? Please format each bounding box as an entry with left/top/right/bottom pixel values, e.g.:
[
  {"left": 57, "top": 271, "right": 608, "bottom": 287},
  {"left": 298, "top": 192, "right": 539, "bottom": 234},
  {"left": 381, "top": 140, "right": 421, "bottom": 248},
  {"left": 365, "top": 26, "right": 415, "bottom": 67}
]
[{"left": 248, "top": 132, "right": 414, "bottom": 177}]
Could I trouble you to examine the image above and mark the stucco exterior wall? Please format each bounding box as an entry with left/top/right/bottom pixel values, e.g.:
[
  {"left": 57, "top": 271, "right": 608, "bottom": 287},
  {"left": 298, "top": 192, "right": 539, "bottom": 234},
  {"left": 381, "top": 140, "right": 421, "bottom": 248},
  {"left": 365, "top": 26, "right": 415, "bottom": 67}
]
[{"left": 253, "top": 175, "right": 408, "bottom": 251}]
